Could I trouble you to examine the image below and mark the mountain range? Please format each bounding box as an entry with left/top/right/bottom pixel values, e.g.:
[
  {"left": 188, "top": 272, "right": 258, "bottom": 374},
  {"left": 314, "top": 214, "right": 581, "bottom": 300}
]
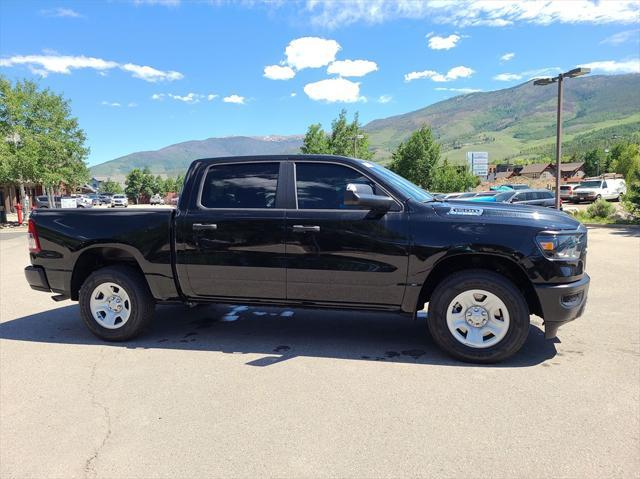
[{"left": 90, "top": 73, "right": 640, "bottom": 180}]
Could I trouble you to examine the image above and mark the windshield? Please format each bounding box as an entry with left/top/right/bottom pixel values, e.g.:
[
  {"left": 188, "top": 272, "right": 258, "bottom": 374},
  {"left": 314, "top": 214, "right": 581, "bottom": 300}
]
[
  {"left": 577, "top": 181, "right": 602, "bottom": 188},
  {"left": 362, "top": 161, "right": 433, "bottom": 202},
  {"left": 113, "top": 195, "right": 125, "bottom": 199}
]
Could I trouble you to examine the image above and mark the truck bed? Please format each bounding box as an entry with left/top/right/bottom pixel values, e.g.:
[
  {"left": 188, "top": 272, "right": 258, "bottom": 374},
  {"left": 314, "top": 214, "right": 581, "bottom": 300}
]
[{"left": 29, "top": 208, "right": 179, "bottom": 300}]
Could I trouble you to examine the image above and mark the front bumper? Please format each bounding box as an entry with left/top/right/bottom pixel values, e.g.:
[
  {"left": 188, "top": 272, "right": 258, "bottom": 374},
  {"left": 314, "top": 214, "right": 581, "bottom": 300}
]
[
  {"left": 24, "top": 265, "right": 51, "bottom": 293},
  {"left": 535, "top": 274, "right": 590, "bottom": 339}
]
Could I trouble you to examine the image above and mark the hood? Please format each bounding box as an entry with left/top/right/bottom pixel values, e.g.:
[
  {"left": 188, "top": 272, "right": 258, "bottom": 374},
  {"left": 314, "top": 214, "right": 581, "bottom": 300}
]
[{"left": 432, "top": 200, "right": 582, "bottom": 231}]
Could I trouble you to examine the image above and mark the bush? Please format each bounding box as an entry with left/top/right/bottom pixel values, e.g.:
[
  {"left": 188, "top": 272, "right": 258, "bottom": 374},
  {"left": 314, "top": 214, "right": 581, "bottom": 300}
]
[{"left": 586, "top": 198, "right": 615, "bottom": 218}]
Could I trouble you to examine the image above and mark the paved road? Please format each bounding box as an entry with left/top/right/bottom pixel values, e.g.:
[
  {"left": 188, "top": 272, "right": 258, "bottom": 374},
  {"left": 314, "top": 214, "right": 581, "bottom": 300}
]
[{"left": 1, "top": 227, "right": 639, "bottom": 478}]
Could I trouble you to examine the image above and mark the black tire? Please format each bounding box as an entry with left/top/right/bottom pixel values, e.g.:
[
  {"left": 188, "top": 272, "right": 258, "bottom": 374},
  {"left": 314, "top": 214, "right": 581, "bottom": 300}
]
[
  {"left": 79, "top": 265, "right": 155, "bottom": 341},
  {"left": 427, "top": 269, "right": 530, "bottom": 363},
  {"left": 595, "top": 194, "right": 602, "bottom": 201}
]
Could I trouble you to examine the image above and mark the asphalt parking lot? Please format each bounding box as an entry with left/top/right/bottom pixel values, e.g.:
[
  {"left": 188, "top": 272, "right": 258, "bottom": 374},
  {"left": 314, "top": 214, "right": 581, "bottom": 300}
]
[{"left": 1, "top": 226, "right": 639, "bottom": 478}]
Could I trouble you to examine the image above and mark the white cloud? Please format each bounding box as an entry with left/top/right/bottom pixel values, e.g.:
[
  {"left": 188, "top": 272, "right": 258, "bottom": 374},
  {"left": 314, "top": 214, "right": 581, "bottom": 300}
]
[
  {"left": 601, "top": 29, "right": 640, "bottom": 45},
  {"left": 127, "top": 102, "right": 137, "bottom": 107},
  {"left": 303, "top": 78, "right": 363, "bottom": 103},
  {"left": 167, "top": 92, "right": 201, "bottom": 103},
  {"left": 494, "top": 73, "right": 523, "bottom": 81},
  {"left": 151, "top": 93, "right": 164, "bottom": 100},
  {"left": 290, "top": 92, "right": 297, "bottom": 97},
  {"left": 223, "top": 95, "right": 245, "bottom": 104},
  {"left": 427, "top": 34, "right": 461, "bottom": 50},
  {"left": 494, "top": 67, "right": 564, "bottom": 81},
  {"left": 207, "top": 94, "right": 218, "bottom": 101},
  {"left": 327, "top": 59, "right": 378, "bottom": 77},
  {"left": 101, "top": 101, "right": 121, "bottom": 107},
  {"left": 263, "top": 64, "right": 296, "bottom": 80},
  {"left": 285, "top": 37, "right": 341, "bottom": 70},
  {"left": 377, "top": 94, "right": 392, "bottom": 103},
  {"left": 500, "top": 52, "right": 515, "bottom": 62},
  {"left": 579, "top": 59, "right": 640, "bottom": 74},
  {"left": 435, "top": 87, "right": 482, "bottom": 93},
  {"left": 303, "top": 0, "right": 640, "bottom": 29},
  {"left": 40, "top": 7, "right": 83, "bottom": 18},
  {"left": 0, "top": 54, "right": 183, "bottom": 82},
  {"left": 404, "top": 65, "right": 474, "bottom": 82},
  {"left": 120, "top": 63, "right": 183, "bottom": 82}
]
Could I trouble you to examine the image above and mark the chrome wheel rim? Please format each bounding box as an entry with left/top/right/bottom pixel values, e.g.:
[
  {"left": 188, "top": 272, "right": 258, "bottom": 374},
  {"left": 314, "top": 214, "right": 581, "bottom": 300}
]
[
  {"left": 89, "top": 282, "right": 131, "bottom": 329},
  {"left": 446, "top": 289, "right": 510, "bottom": 349}
]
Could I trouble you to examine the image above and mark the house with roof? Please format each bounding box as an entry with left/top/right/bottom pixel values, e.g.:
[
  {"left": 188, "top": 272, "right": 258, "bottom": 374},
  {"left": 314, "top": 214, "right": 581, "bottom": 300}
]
[
  {"left": 519, "top": 162, "right": 555, "bottom": 179},
  {"left": 558, "top": 162, "right": 585, "bottom": 180}
]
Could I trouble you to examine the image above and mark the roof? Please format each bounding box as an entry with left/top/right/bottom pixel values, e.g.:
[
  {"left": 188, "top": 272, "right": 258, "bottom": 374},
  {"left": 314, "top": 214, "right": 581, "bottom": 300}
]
[
  {"left": 197, "top": 154, "right": 359, "bottom": 163},
  {"left": 494, "top": 171, "right": 513, "bottom": 179},
  {"left": 559, "top": 162, "right": 584, "bottom": 172},
  {"left": 519, "top": 162, "right": 552, "bottom": 174}
]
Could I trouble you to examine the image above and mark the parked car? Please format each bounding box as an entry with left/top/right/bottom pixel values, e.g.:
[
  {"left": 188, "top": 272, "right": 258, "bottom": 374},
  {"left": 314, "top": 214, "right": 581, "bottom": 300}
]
[
  {"left": 110, "top": 194, "right": 128, "bottom": 208},
  {"left": 34, "top": 195, "right": 62, "bottom": 209},
  {"left": 492, "top": 183, "right": 529, "bottom": 191},
  {"left": 24, "top": 155, "right": 590, "bottom": 363},
  {"left": 466, "top": 189, "right": 559, "bottom": 209},
  {"left": 170, "top": 196, "right": 179, "bottom": 206},
  {"left": 150, "top": 194, "right": 165, "bottom": 205},
  {"left": 75, "top": 195, "right": 94, "bottom": 208},
  {"left": 98, "top": 194, "right": 112, "bottom": 205},
  {"left": 572, "top": 179, "right": 626, "bottom": 203},
  {"left": 559, "top": 185, "right": 577, "bottom": 201},
  {"left": 87, "top": 194, "right": 101, "bottom": 206}
]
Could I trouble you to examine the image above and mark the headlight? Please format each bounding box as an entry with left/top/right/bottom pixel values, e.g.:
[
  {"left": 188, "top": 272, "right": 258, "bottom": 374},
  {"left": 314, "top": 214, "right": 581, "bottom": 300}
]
[{"left": 536, "top": 232, "right": 586, "bottom": 260}]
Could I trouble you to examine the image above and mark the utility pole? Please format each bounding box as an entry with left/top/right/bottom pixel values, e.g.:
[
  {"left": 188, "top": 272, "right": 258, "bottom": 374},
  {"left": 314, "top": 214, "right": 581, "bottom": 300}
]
[{"left": 534, "top": 67, "right": 590, "bottom": 209}]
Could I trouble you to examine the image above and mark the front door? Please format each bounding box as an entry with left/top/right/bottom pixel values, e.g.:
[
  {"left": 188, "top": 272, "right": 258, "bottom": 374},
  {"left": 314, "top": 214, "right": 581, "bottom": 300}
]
[
  {"left": 177, "top": 161, "right": 287, "bottom": 301},
  {"left": 285, "top": 161, "right": 410, "bottom": 307}
]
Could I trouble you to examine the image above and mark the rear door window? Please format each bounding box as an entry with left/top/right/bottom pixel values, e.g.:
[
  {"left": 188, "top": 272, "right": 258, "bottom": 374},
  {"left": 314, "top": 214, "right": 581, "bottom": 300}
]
[{"left": 200, "top": 162, "right": 279, "bottom": 209}]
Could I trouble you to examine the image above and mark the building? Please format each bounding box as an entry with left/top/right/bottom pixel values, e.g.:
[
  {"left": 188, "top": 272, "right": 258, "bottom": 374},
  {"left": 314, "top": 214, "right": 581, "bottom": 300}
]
[
  {"left": 558, "top": 162, "right": 585, "bottom": 180},
  {"left": 519, "top": 162, "right": 555, "bottom": 179}
]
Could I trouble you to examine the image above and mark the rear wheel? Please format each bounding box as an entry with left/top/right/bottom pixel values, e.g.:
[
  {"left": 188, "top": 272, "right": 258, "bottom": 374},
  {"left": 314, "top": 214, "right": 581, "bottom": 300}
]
[
  {"left": 79, "top": 265, "right": 154, "bottom": 341},
  {"left": 427, "top": 270, "right": 530, "bottom": 363}
]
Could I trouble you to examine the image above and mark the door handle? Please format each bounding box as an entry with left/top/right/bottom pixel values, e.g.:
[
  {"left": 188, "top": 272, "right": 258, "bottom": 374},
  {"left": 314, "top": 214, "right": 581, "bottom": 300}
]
[
  {"left": 193, "top": 223, "right": 217, "bottom": 231},
  {"left": 291, "top": 225, "right": 320, "bottom": 232}
]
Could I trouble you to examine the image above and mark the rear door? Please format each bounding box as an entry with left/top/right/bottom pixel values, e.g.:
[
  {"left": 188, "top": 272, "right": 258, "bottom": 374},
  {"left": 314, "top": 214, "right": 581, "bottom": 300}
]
[
  {"left": 177, "top": 161, "right": 287, "bottom": 300},
  {"left": 284, "top": 161, "right": 410, "bottom": 307}
]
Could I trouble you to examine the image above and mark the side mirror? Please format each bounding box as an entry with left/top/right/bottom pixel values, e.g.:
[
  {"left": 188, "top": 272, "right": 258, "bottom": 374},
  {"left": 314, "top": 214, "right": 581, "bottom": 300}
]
[{"left": 344, "top": 183, "right": 395, "bottom": 212}]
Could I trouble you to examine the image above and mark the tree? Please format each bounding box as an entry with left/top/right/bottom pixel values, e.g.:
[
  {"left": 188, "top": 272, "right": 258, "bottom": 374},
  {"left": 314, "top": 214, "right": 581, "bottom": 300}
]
[
  {"left": 300, "top": 110, "right": 373, "bottom": 159},
  {"left": 124, "top": 168, "right": 144, "bottom": 204},
  {"left": 623, "top": 160, "right": 640, "bottom": 216},
  {"left": 611, "top": 143, "right": 640, "bottom": 179},
  {"left": 388, "top": 126, "right": 441, "bottom": 189},
  {"left": 583, "top": 148, "right": 604, "bottom": 177},
  {"left": 101, "top": 178, "right": 123, "bottom": 194},
  {"left": 0, "top": 76, "right": 89, "bottom": 208},
  {"left": 163, "top": 177, "right": 177, "bottom": 194},
  {"left": 430, "top": 160, "right": 479, "bottom": 193},
  {"left": 301, "top": 124, "right": 330, "bottom": 154}
]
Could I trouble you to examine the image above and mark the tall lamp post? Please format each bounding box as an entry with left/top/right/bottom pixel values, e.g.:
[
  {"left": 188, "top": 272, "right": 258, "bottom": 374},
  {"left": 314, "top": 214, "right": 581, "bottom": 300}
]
[{"left": 533, "top": 67, "right": 590, "bottom": 209}]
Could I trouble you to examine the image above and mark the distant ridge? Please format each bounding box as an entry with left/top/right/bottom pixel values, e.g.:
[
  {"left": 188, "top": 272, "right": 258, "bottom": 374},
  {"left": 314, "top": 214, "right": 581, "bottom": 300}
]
[{"left": 91, "top": 73, "right": 640, "bottom": 178}]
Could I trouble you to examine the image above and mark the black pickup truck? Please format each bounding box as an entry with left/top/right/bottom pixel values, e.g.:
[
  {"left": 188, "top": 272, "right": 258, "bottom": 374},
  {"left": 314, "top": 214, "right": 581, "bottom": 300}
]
[{"left": 24, "top": 155, "right": 590, "bottom": 363}]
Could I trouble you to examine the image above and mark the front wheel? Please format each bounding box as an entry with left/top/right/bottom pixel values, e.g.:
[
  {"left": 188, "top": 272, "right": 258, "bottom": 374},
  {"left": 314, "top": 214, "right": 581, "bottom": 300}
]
[
  {"left": 427, "top": 270, "right": 530, "bottom": 363},
  {"left": 79, "top": 265, "right": 155, "bottom": 341}
]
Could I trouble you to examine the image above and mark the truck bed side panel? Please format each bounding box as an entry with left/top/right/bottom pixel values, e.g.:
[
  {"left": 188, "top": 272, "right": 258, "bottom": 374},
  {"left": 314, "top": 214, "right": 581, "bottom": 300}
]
[{"left": 29, "top": 208, "right": 179, "bottom": 300}]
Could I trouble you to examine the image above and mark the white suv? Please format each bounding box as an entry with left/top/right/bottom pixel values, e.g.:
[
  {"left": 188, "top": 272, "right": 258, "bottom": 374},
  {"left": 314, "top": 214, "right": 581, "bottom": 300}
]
[
  {"left": 110, "top": 194, "right": 129, "bottom": 208},
  {"left": 572, "top": 179, "right": 626, "bottom": 203}
]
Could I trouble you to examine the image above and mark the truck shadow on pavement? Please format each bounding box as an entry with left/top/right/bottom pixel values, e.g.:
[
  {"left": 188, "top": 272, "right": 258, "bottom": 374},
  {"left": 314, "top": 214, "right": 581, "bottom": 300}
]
[{"left": 0, "top": 303, "right": 558, "bottom": 368}]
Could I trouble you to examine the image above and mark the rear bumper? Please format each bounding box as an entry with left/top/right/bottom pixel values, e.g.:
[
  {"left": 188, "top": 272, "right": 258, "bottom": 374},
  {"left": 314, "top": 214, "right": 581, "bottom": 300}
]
[
  {"left": 24, "top": 265, "right": 51, "bottom": 293},
  {"left": 535, "top": 274, "right": 590, "bottom": 339}
]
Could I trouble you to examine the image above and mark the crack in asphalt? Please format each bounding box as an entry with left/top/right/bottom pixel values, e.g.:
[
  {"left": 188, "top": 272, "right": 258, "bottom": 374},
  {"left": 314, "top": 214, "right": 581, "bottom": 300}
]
[{"left": 84, "top": 348, "right": 112, "bottom": 479}]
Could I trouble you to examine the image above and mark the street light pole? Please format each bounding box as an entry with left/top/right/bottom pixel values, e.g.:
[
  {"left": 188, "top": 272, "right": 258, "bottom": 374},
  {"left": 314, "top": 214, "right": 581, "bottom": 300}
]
[
  {"left": 534, "top": 67, "right": 590, "bottom": 209},
  {"left": 554, "top": 74, "right": 563, "bottom": 210}
]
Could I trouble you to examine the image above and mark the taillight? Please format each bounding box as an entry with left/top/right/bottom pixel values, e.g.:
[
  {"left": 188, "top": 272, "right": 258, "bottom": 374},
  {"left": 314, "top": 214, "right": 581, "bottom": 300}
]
[{"left": 27, "top": 219, "right": 41, "bottom": 253}]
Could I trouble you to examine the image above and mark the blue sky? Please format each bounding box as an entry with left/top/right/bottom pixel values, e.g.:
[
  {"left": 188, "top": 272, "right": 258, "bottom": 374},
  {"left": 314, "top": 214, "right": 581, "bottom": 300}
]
[{"left": 1, "top": 0, "right": 639, "bottom": 167}]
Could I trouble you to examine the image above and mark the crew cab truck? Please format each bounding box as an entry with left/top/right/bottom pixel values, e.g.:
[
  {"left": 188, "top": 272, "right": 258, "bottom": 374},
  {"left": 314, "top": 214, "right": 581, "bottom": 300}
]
[{"left": 24, "top": 155, "right": 590, "bottom": 363}]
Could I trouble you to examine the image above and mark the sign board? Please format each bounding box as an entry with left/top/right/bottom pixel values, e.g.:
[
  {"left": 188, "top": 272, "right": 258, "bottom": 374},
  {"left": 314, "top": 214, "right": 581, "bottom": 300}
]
[
  {"left": 61, "top": 197, "right": 77, "bottom": 209},
  {"left": 467, "top": 152, "right": 489, "bottom": 177}
]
